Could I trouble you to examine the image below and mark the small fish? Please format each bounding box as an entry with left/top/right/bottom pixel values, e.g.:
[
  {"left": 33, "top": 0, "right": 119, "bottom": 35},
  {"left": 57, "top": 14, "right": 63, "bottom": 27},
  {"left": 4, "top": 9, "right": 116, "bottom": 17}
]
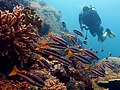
[
  {"left": 90, "top": 75, "right": 98, "bottom": 78},
  {"left": 100, "top": 49, "right": 104, "bottom": 52},
  {"left": 91, "top": 69, "right": 105, "bottom": 77},
  {"left": 65, "top": 47, "right": 80, "bottom": 53},
  {"left": 42, "top": 48, "right": 72, "bottom": 65},
  {"left": 71, "top": 37, "right": 78, "bottom": 45},
  {"left": 83, "top": 40, "right": 88, "bottom": 45},
  {"left": 106, "top": 57, "right": 108, "bottom": 60},
  {"left": 73, "top": 54, "right": 92, "bottom": 64},
  {"left": 89, "top": 47, "right": 93, "bottom": 51},
  {"left": 62, "top": 32, "right": 78, "bottom": 45},
  {"left": 41, "top": 60, "right": 50, "bottom": 69},
  {"left": 109, "top": 52, "right": 112, "bottom": 56},
  {"left": 48, "top": 43, "right": 67, "bottom": 49},
  {"left": 104, "top": 61, "right": 114, "bottom": 69},
  {"left": 52, "top": 35, "right": 68, "bottom": 47},
  {"left": 42, "top": 48, "right": 62, "bottom": 57},
  {"left": 98, "top": 64, "right": 105, "bottom": 74},
  {"left": 53, "top": 56, "right": 72, "bottom": 66},
  {"left": 83, "top": 49, "right": 99, "bottom": 60},
  {"left": 62, "top": 22, "right": 66, "bottom": 28},
  {"left": 9, "top": 66, "right": 45, "bottom": 87},
  {"left": 95, "top": 51, "right": 98, "bottom": 54},
  {"left": 38, "top": 56, "right": 50, "bottom": 69},
  {"left": 76, "top": 45, "right": 83, "bottom": 49},
  {"left": 73, "top": 29, "right": 84, "bottom": 38}
]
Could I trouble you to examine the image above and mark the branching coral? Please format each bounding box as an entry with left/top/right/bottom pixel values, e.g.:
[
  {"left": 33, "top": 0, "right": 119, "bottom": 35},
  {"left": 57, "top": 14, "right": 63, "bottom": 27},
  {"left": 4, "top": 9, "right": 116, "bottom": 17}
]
[{"left": 0, "top": 6, "right": 40, "bottom": 74}]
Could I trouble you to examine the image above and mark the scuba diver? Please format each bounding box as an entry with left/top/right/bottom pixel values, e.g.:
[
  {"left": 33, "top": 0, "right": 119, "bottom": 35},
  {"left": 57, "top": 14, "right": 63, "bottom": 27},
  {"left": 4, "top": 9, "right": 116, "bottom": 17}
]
[{"left": 79, "top": 6, "right": 116, "bottom": 42}]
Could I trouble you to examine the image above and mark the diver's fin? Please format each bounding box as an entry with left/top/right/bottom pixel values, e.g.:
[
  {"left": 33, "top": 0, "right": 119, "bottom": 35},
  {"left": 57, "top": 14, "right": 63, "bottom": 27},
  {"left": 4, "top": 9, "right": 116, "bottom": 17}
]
[
  {"left": 9, "top": 66, "right": 20, "bottom": 76},
  {"left": 108, "top": 32, "right": 116, "bottom": 38},
  {"left": 106, "top": 28, "right": 116, "bottom": 38}
]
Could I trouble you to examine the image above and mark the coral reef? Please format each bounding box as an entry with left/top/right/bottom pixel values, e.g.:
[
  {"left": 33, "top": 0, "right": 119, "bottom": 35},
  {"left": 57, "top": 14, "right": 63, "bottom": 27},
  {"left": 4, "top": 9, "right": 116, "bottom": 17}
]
[{"left": 0, "top": 1, "right": 117, "bottom": 90}]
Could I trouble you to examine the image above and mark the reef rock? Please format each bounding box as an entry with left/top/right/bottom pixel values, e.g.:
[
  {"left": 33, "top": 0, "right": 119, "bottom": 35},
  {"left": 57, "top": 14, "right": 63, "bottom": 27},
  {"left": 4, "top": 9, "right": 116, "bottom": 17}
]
[
  {"left": 92, "top": 57, "right": 120, "bottom": 90},
  {"left": 29, "top": 1, "right": 69, "bottom": 35}
]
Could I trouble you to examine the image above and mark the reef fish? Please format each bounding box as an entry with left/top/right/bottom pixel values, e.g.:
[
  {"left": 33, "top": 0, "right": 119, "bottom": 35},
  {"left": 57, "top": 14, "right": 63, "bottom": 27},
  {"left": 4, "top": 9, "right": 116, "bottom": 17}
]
[
  {"left": 48, "top": 43, "right": 67, "bottom": 49},
  {"left": 42, "top": 48, "right": 72, "bottom": 66},
  {"left": 104, "top": 61, "right": 114, "bottom": 69},
  {"left": 9, "top": 66, "right": 45, "bottom": 87},
  {"left": 38, "top": 55, "right": 50, "bottom": 69},
  {"left": 91, "top": 68, "right": 105, "bottom": 77},
  {"left": 48, "top": 33, "right": 68, "bottom": 47},
  {"left": 73, "top": 29, "right": 84, "bottom": 38},
  {"left": 62, "top": 32, "right": 78, "bottom": 45},
  {"left": 83, "top": 40, "right": 88, "bottom": 45},
  {"left": 73, "top": 54, "right": 92, "bottom": 64},
  {"left": 109, "top": 52, "right": 112, "bottom": 56},
  {"left": 83, "top": 49, "right": 99, "bottom": 60},
  {"left": 100, "top": 48, "right": 104, "bottom": 52}
]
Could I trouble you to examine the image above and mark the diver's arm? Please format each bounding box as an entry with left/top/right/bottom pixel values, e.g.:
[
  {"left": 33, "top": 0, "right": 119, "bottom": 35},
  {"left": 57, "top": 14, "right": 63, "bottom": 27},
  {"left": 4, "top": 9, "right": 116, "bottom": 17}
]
[
  {"left": 79, "top": 14, "right": 88, "bottom": 31},
  {"left": 79, "top": 14, "right": 84, "bottom": 31}
]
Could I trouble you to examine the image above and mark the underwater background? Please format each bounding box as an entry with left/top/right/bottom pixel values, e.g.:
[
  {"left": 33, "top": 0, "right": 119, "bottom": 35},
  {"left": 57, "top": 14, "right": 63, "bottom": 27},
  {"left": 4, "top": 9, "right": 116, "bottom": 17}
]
[
  {"left": 0, "top": 0, "right": 120, "bottom": 89},
  {"left": 43, "top": 0, "right": 120, "bottom": 60}
]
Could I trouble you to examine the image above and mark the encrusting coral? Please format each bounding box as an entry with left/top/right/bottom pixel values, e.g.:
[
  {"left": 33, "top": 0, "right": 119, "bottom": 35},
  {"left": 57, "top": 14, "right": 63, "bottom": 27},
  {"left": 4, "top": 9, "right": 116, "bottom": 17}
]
[
  {"left": 0, "top": 6, "right": 40, "bottom": 74},
  {"left": 43, "top": 76, "right": 67, "bottom": 90},
  {"left": 29, "top": 68, "right": 67, "bottom": 90},
  {"left": 0, "top": 79, "right": 33, "bottom": 90}
]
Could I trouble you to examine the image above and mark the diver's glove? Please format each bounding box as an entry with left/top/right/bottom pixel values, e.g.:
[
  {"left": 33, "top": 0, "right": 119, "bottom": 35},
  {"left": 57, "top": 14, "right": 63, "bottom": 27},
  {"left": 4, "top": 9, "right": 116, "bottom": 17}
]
[{"left": 80, "top": 24, "right": 89, "bottom": 31}]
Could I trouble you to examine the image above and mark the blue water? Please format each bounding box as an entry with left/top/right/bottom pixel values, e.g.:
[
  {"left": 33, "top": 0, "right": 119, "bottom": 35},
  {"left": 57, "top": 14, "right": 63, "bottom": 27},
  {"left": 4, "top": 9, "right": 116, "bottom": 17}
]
[{"left": 40, "top": 0, "right": 120, "bottom": 60}]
